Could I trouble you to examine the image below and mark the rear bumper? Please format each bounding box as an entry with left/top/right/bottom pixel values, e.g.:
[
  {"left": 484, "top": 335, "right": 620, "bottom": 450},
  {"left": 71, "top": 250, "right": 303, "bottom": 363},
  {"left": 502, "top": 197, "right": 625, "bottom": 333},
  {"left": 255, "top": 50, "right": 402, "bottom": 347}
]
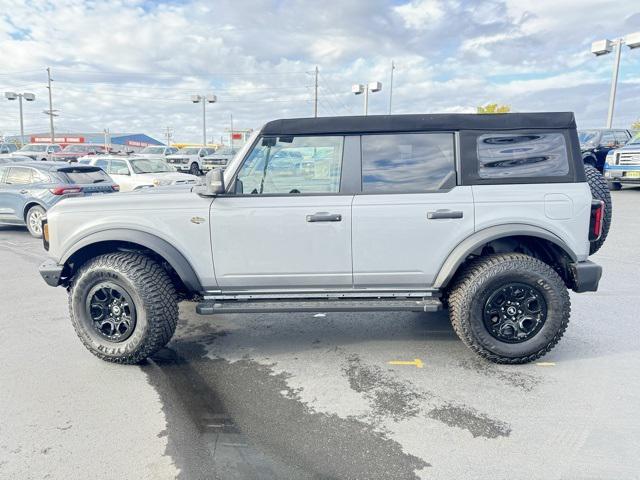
[
  {"left": 39, "top": 259, "right": 64, "bottom": 287},
  {"left": 570, "top": 260, "right": 602, "bottom": 293}
]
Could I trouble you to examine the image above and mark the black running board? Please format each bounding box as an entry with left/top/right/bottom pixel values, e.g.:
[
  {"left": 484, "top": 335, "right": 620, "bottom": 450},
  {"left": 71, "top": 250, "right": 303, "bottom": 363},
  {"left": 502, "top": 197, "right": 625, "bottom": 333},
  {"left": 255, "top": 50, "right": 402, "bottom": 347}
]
[{"left": 196, "top": 298, "right": 442, "bottom": 315}]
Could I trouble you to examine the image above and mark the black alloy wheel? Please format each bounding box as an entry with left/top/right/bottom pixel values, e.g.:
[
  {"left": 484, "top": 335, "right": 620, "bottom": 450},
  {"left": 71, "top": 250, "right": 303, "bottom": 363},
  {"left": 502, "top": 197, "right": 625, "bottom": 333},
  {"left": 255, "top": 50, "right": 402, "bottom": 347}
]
[{"left": 85, "top": 282, "right": 137, "bottom": 342}]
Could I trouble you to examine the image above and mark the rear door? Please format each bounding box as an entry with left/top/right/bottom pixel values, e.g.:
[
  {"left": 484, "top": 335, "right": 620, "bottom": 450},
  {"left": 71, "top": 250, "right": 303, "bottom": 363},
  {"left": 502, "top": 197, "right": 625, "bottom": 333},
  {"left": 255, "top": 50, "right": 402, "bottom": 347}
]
[
  {"left": 210, "top": 135, "right": 355, "bottom": 289},
  {"left": 351, "top": 132, "right": 474, "bottom": 288},
  {"left": 0, "top": 166, "right": 34, "bottom": 223}
]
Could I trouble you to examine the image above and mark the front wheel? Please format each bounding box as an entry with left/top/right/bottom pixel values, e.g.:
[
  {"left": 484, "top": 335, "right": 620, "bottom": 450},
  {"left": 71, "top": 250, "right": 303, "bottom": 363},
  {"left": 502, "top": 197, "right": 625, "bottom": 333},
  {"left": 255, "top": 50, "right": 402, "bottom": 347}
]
[
  {"left": 25, "top": 205, "right": 46, "bottom": 238},
  {"left": 69, "top": 252, "right": 178, "bottom": 364},
  {"left": 448, "top": 253, "right": 570, "bottom": 364},
  {"left": 189, "top": 162, "right": 200, "bottom": 176}
]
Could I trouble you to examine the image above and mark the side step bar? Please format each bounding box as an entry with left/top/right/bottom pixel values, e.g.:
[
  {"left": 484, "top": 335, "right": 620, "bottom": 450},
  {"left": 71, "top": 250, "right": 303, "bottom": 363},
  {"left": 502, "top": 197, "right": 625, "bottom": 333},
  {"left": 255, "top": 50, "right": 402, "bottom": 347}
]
[{"left": 196, "top": 298, "right": 443, "bottom": 315}]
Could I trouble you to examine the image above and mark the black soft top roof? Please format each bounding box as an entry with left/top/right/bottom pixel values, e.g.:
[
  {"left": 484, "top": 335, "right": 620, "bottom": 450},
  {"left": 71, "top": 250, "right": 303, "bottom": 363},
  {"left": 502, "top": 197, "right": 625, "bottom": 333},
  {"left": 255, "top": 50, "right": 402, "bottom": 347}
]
[{"left": 261, "top": 112, "right": 576, "bottom": 136}]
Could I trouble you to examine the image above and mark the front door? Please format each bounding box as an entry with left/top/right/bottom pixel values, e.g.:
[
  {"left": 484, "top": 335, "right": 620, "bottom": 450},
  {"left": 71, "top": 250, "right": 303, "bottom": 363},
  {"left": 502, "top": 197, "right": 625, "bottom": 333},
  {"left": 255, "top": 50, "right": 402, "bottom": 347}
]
[
  {"left": 351, "top": 132, "right": 475, "bottom": 288},
  {"left": 210, "top": 134, "right": 353, "bottom": 289}
]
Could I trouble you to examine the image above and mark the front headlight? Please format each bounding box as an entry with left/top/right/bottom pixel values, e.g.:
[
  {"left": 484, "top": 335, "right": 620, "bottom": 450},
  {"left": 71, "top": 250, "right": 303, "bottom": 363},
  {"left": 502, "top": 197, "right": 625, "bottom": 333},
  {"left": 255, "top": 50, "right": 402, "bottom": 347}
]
[{"left": 182, "top": 158, "right": 190, "bottom": 164}]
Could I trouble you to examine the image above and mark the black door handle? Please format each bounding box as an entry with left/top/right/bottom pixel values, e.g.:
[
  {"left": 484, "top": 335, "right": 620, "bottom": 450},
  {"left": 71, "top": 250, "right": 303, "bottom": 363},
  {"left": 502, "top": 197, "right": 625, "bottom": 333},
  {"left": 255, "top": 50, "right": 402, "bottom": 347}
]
[
  {"left": 427, "top": 210, "right": 463, "bottom": 220},
  {"left": 306, "top": 212, "right": 342, "bottom": 222}
]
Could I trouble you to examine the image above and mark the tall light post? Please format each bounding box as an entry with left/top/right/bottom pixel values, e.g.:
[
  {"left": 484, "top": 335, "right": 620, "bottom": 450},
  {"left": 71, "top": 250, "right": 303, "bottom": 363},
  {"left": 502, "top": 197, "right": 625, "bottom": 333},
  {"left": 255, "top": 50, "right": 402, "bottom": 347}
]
[
  {"left": 4, "top": 92, "right": 36, "bottom": 146},
  {"left": 191, "top": 94, "right": 217, "bottom": 146},
  {"left": 352, "top": 82, "right": 382, "bottom": 116},
  {"left": 591, "top": 32, "right": 640, "bottom": 128}
]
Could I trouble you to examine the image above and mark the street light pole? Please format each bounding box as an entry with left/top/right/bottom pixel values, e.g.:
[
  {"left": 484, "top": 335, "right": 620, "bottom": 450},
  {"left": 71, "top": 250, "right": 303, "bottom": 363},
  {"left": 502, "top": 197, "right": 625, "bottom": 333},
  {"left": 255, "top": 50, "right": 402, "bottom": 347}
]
[
  {"left": 352, "top": 82, "right": 382, "bottom": 116},
  {"left": 46, "top": 67, "right": 55, "bottom": 142},
  {"left": 191, "top": 94, "right": 217, "bottom": 146},
  {"left": 607, "top": 39, "right": 623, "bottom": 129},
  {"left": 591, "top": 32, "right": 640, "bottom": 128},
  {"left": 4, "top": 91, "right": 36, "bottom": 146}
]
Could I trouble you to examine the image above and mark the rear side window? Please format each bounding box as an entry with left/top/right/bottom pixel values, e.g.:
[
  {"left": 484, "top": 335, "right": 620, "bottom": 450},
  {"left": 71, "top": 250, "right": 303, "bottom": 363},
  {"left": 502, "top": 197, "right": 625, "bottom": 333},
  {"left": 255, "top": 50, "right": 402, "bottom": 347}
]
[
  {"left": 5, "top": 167, "right": 32, "bottom": 184},
  {"left": 476, "top": 133, "right": 569, "bottom": 179},
  {"left": 60, "top": 168, "right": 111, "bottom": 184},
  {"left": 361, "top": 133, "right": 455, "bottom": 193}
]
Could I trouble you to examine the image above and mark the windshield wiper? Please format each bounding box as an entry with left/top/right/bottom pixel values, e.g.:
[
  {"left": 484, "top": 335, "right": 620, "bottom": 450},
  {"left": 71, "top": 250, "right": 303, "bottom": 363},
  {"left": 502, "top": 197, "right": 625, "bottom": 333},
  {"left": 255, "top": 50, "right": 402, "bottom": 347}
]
[{"left": 93, "top": 179, "right": 106, "bottom": 183}]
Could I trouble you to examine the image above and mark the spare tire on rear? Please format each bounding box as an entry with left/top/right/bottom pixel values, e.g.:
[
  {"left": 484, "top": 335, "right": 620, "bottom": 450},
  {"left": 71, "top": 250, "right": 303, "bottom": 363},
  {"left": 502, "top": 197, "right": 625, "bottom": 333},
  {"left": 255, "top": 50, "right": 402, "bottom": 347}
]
[{"left": 584, "top": 164, "right": 612, "bottom": 255}]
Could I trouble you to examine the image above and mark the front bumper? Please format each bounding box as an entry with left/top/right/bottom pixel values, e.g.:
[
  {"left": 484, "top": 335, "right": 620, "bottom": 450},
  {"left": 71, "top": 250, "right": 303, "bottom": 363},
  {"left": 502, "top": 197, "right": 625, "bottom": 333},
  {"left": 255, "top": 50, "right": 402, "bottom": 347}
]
[
  {"left": 604, "top": 164, "right": 640, "bottom": 183},
  {"left": 39, "top": 259, "right": 64, "bottom": 287},
  {"left": 570, "top": 260, "right": 602, "bottom": 293}
]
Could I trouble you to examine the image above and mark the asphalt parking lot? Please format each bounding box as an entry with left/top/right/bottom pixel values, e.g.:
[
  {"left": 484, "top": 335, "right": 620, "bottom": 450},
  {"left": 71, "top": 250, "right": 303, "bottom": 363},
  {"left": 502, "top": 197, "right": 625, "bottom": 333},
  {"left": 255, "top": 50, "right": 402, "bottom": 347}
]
[{"left": 1, "top": 189, "right": 639, "bottom": 480}]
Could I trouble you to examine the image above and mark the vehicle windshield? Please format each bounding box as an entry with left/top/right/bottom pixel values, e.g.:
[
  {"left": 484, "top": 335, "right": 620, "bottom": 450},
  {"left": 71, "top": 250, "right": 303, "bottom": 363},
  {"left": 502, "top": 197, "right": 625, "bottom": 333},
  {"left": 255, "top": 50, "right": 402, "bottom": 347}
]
[
  {"left": 140, "top": 146, "right": 165, "bottom": 154},
  {"left": 578, "top": 130, "right": 600, "bottom": 145},
  {"left": 20, "top": 144, "right": 47, "bottom": 152},
  {"left": 628, "top": 134, "right": 640, "bottom": 145},
  {"left": 179, "top": 148, "right": 201, "bottom": 155},
  {"left": 130, "top": 158, "right": 173, "bottom": 174},
  {"left": 62, "top": 145, "right": 92, "bottom": 152}
]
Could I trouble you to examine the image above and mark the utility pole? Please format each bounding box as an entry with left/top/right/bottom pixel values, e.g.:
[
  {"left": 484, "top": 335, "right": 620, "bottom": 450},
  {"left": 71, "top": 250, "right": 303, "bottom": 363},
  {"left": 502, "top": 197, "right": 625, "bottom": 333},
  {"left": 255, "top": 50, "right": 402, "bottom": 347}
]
[
  {"left": 388, "top": 60, "right": 395, "bottom": 115},
  {"left": 606, "top": 38, "right": 623, "bottom": 129},
  {"left": 163, "top": 126, "right": 174, "bottom": 146},
  {"left": 314, "top": 66, "right": 319, "bottom": 117},
  {"left": 46, "top": 67, "right": 55, "bottom": 142}
]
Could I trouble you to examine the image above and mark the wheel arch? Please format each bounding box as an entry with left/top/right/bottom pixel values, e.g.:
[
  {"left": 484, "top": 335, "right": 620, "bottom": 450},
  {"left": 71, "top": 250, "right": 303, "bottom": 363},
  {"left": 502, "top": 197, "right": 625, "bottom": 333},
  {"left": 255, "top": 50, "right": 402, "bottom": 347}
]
[
  {"left": 60, "top": 229, "right": 202, "bottom": 296},
  {"left": 434, "top": 225, "right": 578, "bottom": 290},
  {"left": 23, "top": 201, "right": 46, "bottom": 221}
]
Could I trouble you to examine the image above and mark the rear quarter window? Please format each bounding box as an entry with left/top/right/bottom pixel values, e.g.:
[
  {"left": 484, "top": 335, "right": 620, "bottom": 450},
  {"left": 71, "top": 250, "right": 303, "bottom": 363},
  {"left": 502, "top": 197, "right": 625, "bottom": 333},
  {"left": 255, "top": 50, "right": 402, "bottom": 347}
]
[
  {"left": 59, "top": 168, "right": 111, "bottom": 184},
  {"left": 476, "top": 132, "right": 569, "bottom": 179}
]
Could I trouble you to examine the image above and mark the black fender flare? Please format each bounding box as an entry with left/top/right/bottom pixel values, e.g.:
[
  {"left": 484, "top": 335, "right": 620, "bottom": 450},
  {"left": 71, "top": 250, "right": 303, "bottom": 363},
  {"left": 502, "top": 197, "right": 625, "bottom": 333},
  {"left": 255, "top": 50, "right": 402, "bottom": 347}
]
[
  {"left": 432, "top": 224, "right": 577, "bottom": 289},
  {"left": 61, "top": 229, "right": 202, "bottom": 293}
]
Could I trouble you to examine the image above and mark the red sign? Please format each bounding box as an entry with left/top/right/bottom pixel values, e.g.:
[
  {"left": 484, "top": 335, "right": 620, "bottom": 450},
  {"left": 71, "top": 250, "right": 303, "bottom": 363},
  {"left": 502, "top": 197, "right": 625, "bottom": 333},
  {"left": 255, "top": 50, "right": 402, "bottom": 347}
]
[
  {"left": 126, "top": 140, "right": 152, "bottom": 147},
  {"left": 32, "top": 136, "right": 85, "bottom": 143},
  {"left": 231, "top": 133, "right": 243, "bottom": 140}
]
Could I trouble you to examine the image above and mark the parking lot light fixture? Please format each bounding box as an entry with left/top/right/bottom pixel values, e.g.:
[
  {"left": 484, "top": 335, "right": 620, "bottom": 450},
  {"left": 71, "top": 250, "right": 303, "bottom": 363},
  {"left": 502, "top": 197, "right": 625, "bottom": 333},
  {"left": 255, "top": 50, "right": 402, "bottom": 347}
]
[
  {"left": 192, "top": 94, "right": 217, "bottom": 146},
  {"left": 352, "top": 82, "right": 382, "bottom": 116},
  {"left": 591, "top": 32, "right": 640, "bottom": 128},
  {"left": 4, "top": 91, "right": 36, "bottom": 146}
]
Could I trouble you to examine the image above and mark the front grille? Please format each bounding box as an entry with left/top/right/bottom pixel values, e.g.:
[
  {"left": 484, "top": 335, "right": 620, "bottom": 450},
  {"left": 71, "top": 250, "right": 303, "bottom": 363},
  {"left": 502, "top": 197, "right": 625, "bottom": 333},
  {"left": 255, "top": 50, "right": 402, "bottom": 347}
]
[
  {"left": 204, "top": 159, "right": 227, "bottom": 166},
  {"left": 167, "top": 158, "right": 181, "bottom": 164},
  {"left": 619, "top": 152, "right": 640, "bottom": 165}
]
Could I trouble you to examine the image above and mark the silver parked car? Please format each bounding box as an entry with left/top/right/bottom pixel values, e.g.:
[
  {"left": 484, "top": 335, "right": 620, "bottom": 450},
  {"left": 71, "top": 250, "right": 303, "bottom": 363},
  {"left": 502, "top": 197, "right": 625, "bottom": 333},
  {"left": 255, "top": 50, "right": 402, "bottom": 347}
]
[{"left": 38, "top": 113, "right": 607, "bottom": 365}]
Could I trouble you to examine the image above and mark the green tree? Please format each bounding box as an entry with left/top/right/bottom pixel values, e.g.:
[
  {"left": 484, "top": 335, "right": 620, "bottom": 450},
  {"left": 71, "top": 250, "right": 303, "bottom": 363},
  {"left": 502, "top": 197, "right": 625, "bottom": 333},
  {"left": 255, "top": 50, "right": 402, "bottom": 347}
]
[
  {"left": 631, "top": 119, "right": 640, "bottom": 131},
  {"left": 477, "top": 103, "right": 511, "bottom": 114}
]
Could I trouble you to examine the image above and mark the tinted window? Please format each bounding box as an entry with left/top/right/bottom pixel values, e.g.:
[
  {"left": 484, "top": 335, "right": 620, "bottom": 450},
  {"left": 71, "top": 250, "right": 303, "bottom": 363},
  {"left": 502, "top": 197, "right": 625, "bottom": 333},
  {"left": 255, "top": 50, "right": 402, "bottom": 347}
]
[
  {"left": 94, "top": 159, "right": 108, "bottom": 170},
  {"left": 6, "top": 167, "right": 32, "bottom": 184},
  {"left": 60, "top": 168, "right": 111, "bottom": 184},
  {"left": 236, "top": 136, "right": 343, "bottom": 194},
  {"left": 32, "top": 170, "right": 50, "bottom": 183},
  {"left": 361, "top": 133, "right": 455, "bottom": 193},
  {"left": 477, "top": 133, "right": 569, "bottom": 179}
]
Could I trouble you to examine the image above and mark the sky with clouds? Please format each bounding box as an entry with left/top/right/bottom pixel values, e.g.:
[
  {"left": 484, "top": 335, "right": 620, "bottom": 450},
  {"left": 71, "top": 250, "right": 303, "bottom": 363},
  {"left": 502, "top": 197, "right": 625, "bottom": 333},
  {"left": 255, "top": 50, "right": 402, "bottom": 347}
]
[{"left": 0, "top": 0, "right": 639, "bottom": 144}]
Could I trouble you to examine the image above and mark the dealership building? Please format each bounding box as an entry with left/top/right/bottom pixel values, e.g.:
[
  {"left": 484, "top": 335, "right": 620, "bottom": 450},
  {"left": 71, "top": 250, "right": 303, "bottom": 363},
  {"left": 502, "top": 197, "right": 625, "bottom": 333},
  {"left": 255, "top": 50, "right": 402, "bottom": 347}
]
[{"left": 6, "top": 132, "right": 164, "bottom": 152}]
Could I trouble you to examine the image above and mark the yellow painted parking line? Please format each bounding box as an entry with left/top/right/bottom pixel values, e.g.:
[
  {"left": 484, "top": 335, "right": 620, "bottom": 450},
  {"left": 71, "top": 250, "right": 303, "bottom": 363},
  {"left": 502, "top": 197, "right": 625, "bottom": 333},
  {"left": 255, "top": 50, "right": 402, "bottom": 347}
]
[
  {"left": 536, "top": 362, "right": 556, "bottom": 367},
  {"left": 388, "top": 358, "right": 424, "bottom": 368}
]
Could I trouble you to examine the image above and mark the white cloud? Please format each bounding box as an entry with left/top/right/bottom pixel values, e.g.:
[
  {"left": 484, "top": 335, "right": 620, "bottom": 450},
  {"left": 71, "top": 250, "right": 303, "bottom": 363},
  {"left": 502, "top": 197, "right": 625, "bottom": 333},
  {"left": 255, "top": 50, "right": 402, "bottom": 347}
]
[{"left": 394, "top": 0, "right": 445, "bottom": 30}]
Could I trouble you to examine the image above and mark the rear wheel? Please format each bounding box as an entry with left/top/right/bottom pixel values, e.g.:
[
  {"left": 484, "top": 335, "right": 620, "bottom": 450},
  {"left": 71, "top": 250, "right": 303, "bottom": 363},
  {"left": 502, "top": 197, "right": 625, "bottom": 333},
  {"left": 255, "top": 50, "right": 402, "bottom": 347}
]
[
  {"left": 584, "top": 164, "right": 612, "bottom": 255},
  {"left": 189, "top": 162, "right": 200, "bottom": 176},
  {"left": 25, "top": 205, "right": 45, "bottom": 238},
  {"left": 448, "top": 253, "right": 570, "bottom": 364},
  {"left": 69, "top": 252, "right": 178, "bottom": 364}
]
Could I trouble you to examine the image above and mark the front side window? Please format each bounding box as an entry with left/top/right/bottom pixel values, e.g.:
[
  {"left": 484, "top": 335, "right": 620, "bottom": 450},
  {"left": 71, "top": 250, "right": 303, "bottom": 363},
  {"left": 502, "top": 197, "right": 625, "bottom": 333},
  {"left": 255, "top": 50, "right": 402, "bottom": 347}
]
[
  {"left": 235, "top": 136, "right": 343, "bottom": 195},
  {"left": 361, "top": 133, "right": 455, "bottom": 193},
  {"left": 130, "top": 159, "right": 172, "bottom": 173},
  {"left": 477, "top": 132, "right": 569, "bottom": 179},
  {"left": 600, "top": 131, "right": 616, "bottom": 147}
]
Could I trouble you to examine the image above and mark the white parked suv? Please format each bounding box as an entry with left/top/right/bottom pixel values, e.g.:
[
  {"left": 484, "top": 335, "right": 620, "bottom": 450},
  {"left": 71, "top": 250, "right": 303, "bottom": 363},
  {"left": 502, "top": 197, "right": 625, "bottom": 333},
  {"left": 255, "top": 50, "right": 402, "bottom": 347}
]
[
  {"left": 166, "top": 146, "right": 216, "bottom": 175},
  {"left": 12, "top": 143, "right": 62, "bottom": 161},
  {"left": 133, "top": 145, "right": 179, "bottom": 159},
  {"left": 79, "top": 155, "right": 199, "bottom": 191},
  {"left": 201, "top": 147, "right": 238, "bottom": 172},
  {"left": 38, "top": 113, "right": 610, "bottom": 365}
]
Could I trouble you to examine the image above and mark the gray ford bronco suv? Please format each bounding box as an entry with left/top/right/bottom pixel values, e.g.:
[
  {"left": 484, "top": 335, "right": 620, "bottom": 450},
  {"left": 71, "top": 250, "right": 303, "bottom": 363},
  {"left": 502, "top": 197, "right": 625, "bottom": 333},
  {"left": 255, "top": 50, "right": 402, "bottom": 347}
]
[{"left": 38, "top": 113, "right": 610, "bottom": 365}]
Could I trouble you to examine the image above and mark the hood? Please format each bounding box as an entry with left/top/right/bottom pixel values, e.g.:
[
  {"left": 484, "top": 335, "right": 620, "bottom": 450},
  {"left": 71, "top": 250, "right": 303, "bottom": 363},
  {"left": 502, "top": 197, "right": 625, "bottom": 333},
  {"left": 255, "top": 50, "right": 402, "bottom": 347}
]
[{"left": 136, "top": 172, "right": 199, "bottom": 182}]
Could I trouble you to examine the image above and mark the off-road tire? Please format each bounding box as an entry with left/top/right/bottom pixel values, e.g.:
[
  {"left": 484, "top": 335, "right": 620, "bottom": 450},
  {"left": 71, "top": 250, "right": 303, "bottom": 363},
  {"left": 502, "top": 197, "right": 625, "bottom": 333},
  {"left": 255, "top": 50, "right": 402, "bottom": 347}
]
[
  {"left": 448, "top": 253, "right": 571, "bottom": 364},
  {"left": 584, "top": 164, "right": 612, "bottom": 255},
  {"left": 69, "top": 252, "right": 178, "bottom": 364},
  {"left": 189, "top": 162, "right": 200, "bottom": 176},
  {"left": 25, "top": 205, "right": 46, "bottom": 238}
]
